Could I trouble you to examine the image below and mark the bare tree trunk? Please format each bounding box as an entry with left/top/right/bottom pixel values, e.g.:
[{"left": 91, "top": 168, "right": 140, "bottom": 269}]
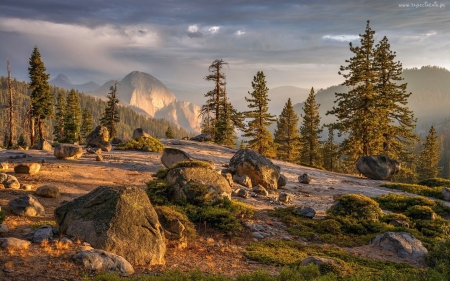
[
  {"left": 30, "top": 115, "right": 35, "bottom": 146},
  {"left": 38, "top": 117, "right": 44, "bottom": 141},
  {"left": 7, "top": 59, "right": 14, "bottom": 148}
]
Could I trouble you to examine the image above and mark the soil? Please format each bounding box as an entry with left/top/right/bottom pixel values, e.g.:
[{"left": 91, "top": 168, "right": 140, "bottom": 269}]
[{"left": 0, "top": 140, "right": 442, "bottom": 280}]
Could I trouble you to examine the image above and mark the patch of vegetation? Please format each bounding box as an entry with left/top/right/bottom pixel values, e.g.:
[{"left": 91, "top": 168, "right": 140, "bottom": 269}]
[
  {"left": 327, "top": 194, "right": 382, "bottom": 221},
  {"left": 405, "top": 205, "right": 437, "bottom": 220},
  {"left": 0, "top": 210, "right": 5, "bottom": 224},
  {"left": 116, "top": 136, "right": 164, "bottom": 152},
  {"left": 418, "top": 178, "right": 450, "bottom": 188},
  {"left": 152, "top": 168, "right": 169, "bottom": 180},
  {"left": 380, "top": 183, "right": 443, "bottom": 199},
  {"left": 426, "top": 239, "right": 450, "bottom": 273},
  {"left": 30, "top": 220, "right": 57, "bottom": 229},
  {"left": 154, "top": 205, "right": 196, "bottom": 238},
  {"left": 171, "top": 160, "right": 213, "bottom": 169},
  {"left": 146, "top": 180, "right": 174, "bottom": 206},
  {"left": 373, "top": 193, "right": 450, "bottom": 216}
]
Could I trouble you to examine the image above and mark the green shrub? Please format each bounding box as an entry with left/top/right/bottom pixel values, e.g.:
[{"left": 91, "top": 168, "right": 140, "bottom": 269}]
[
  {"left": 405, "top": 205, "right": 437, "bottom": 220},
  {"left": 327, "top": 194, "right": 382, "bottom": 221},
  {"left": 154, "top": 205, "right": 196, "bottom": 238},
  {"left": 380, "top": 183, "right": 443, "bottom": 199},
  {"left": 146, "top": 180, "right": 174, "bottom": 206},
  {"left": 0, "top": 210, "right": 5, "bottom": 224},
  {"left": 373, "top": 193, "right": 450, "bottom": 216},
  {"left": 152, "top": 168, "right": 169, "bottom": 179},
  {"left": 316, "top": 219, "right": 342, "bottom": 235},
  {"left": 171, "top": 160, "right": 213, "bottom": 169},
  {"left": 426, "top": 240, "right": 450, "bottom": 271},
  {"left": 116, "top": 136, "right": 164, "bottom": 152},
  {"left": 418, "top": 178, "right": 450, "bottom": 188},
  {"left": 30, "top": 220, "right": 57, "bottom": 230}
]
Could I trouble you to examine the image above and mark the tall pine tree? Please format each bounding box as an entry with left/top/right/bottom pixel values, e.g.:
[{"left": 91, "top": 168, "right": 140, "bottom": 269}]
[
  {"left": 28, "top": 46, "right": 53, "bottom": 143},
  {"left": 300, "top": 87, "right": 322, "bottom": 166},
  {"left": 64, "top": 89, "right": 82, "bottom": 143},
  {"left": 274, "top": 98, "right": 300, "bottom": 163},
  {"left": 165, "top": 126, "right": 174, "bottom": 139},
  {"left": 243, "top": 71, "right": 276, "bottom": 156},
  {"left": 100, "top": 81, "right": 120, "bottom": 140},
  {"left": 416, "top": 126, "right": 441, "bottom": 180},
  {"left": 53, "top": 91, "right": 66, "bottom": 142},
  {"left": 321, "top": 126, "right": 340, "bottom": 172},
  {"left": 80, "top": 107, "right": 94, "bottom": 140}
]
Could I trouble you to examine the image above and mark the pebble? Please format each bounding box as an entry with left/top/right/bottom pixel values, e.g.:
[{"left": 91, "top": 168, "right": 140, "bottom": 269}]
[{"left": 252, "top": 232, "right": 265, "bottom": 239}]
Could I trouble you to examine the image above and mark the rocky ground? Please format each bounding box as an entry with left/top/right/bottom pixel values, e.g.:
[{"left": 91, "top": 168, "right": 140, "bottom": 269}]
[{"left": 0, "top": 139, "right": 444, "bottom": 280}]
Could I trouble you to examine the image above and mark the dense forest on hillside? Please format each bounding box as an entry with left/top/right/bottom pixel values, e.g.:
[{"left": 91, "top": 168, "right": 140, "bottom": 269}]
[{"left": 0, "top": 77, "right": 192, "bottom": 144}]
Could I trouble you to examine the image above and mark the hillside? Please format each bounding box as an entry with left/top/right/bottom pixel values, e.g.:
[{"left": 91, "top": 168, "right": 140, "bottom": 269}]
[{"left": 50, "top": 74, "right": 100, "bottom": 93}]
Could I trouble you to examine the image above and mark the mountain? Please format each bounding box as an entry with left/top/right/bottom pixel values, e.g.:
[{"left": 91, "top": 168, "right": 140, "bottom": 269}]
[
  {"left": 91, "top": 71, "right": 201, "bottom": 133},
  {"left": 50, "top": 74, "right": 100, "bottom": 92}
]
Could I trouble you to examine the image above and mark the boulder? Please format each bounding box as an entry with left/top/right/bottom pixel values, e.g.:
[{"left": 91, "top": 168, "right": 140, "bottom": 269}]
[
  {"left": 221, "top": 171, "right": 233, "bottom": 187},
  {"left": 165, "top": 167, "right": 232, "bottom": 205},
  {"left": 295, "top": 207, "right": 316, "bottom": 218},
  {"left": 86, "top": 147, "right": 102, "bottom": 155},
  {"left": 155, "top": 206, "right": 192, "bottom": 249},
  {"left": 0, "top": 162, "right": 8, "bottom": 170},
  {"left": 27, "top": 225, "right": 54, "bottom": 243},
  {"left": 35, "top": 185, "right": 60, "bottom": 198},
  {"left": 253, "top": 185, "right": 269, "bottom": 197},
  {"left": 237, "top": 188, "right": 249, "bottom": 198},
  {"left": 96, "top": 155, "right": 104, "bottom": 161},
  {"left": 37, "top": 139, "right": 53, "bottom": 151},
  {"left": 8, "top": 195, "right": 45, "bottom": 217},
  {"left": 132, "top": 128, "right": 150, "bottom": 139},
  {"left": 232, "top": 174, "right": 252, "bottom": 188},
  {"left": 86, "top": 125, "right": 109, "bottom": 146},
  {"left": 0, "top": 237, "right": 31, "bottom": 250},
  {"left": 55, "top": 186, "right": 166, "bottom": 265},
  {"left": 370, "top": 232, "right": 428, "bottom": 259},
  {"left": 20, "top": 184, "right": 33, "bottom": 191},
  {"left": 54, "top": 144, "right": 83, "bottom": 160},
  {"left": 0, "top": 224, "right": 9, "bottom": 236},
  {"left": 228, "top": 149, "right": 280, "bottom": 190},
  {"left": 97, "top": 141, "right": 112, "bottom": 152},
  {"left": 298, "top": 173, "right": 311, "bottom": 184},
  {"left": 0, "top": 173, "right": 20, "bottom": 189},
  {"left": 161, "top": 148, "right": 215, "bottom": 170},
  {"left": 356, "top": 155, "right": 400, "bottom": 180},
  {"left": 278, "top": 174, "right": 288, "bottom": 187},
  {"left": 442, "top": 188, "right": 450, "bottom": 202},
  {"left": 14, "top": 163, "right": 41, "bottom": 175},
  {"left": 73, "top": 249, "right": 134, "bottom": 276},
  {"left": 190, "top": 133, "right": 212, "bottom": 142},
  {"left": 278, "top": 192, "right": 291, "bottom": 203}
]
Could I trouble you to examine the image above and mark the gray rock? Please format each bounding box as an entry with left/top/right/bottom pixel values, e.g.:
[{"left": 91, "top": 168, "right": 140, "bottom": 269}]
[
  {"left": 8, "top": 195, "right": 45, "bottom": 217},
  {"left": 0, "top": 224, "right": 9, "bottom": 236},
  {"left": 442, "top": 188, "right": 450, "bottom": 202},
  {"left": 96, "top": 155, "right": 104, "bottom": 161},
  {"left": 35, "top": 185, "right": 60, "bottom": 198},
  {"left": 73, "top": 249, "right": 134, "bottom": 276},
  {"left": 165, "top": 167, "right": 232, "bottom": 205},
  {"left": 370, "top": 232, "right": 428, "bottom": 259},
  {"left": 237, "top": 188, "right": 249, "bottom": 198},
  {"left": 55, "top": 186, "right": 166, "bottom": 265},
  {"left": 37, "top": 140, "right": 53, "bottom": 152},
  {"left": 14, "top": 163, "right": 41, "bottom": 175},
  {"left": 229, "top": 149, "right": 280, "bottom": 190},
  {"left": 132, "top": 128, "right": 150, "bottom": 139},
  {"left": 277, "top": 174, "right": 288, "bottom": 187},
  {"left": 278, "top": 192, "right": 291, "bottom": 203},
  {"left": 161, "top": 147, "right": 215, "bottom": 169},
  {"left": 221, "top": 171, "right": 234, "bottom": 187},
  {"left": 252, "top": 185, "right": 269, "bottom": 197},
  {"left": 155, "top": 206, "right": 189, "bottom": 249},
  {"left": 27, "top": 225, "right": 54, "bottom": 243},
  {"left": 356, "top": 155, "right": 400, "bottom": 180},
  {"left": 295, "top": 207, "right": 316, "bottom": 218},
  {"left": 0, "top": 237, "right": 31, "bottom": 250},
  {"left": 252, "top": 232, "right": 265, "bottom": 239},
  {"left": 0, "top": 173, "right": 20, "bottom": 189},
  {"left": 86, "top": 125, "right": 109, "bottom": 148},
  {"left": 54, "top": 144, "right": 83, "bottom": 160},
  {"left": 232, "top": 174, "right": 252, "bottom": 188},
  {"left": 190, "top": 133, "right": 212, "bottom": 142},
  {"left": 298, "top": 173, "right": 311, "bottom": 184}
]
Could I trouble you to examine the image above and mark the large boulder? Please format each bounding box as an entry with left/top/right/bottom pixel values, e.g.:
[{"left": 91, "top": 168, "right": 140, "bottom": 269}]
[
  {"left": 86, "top": 126, "right": 112, "bottom": 152},
  {"left": 8, "top": 195, "right": 45, "bottom": 217},
  {"left": 132, "top": 128, "right": 150, "bottom": 139},
  {"left": 370, "top": 232, "right": 428, "bottom": 259},
  {"left": 54, "top": 144, "right": 83, "bottom": 160},
  {"left": 14, "top": 163, "right": 41, "bottom": 175},
  {"left": 165, "top": 167, "right": 232, "bottom": 205},
  {"left": 0, "top": 173, "right": 20, "bottom": 189},
  {"left": 73, "top": 249, "right": 134, "bottom": 276},
  {"left": 55, "top": 186, "right": 166, "bottom": 266},
  {"left": 37, "top": 139, "right": 53, "bottom": 151},
  {"left": 161, "top": 148, "right": 215, "bottom": 170},
  {"left": 228, "top": 149, "right": 280, "bottom": 190},
  {"left": 356, "top": 155, "right": 400, "bottom": 180}
]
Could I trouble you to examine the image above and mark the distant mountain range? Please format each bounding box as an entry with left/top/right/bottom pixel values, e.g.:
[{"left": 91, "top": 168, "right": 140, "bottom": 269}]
[{"left": 50, "top": 74, "right": 100, "bottom": 93}]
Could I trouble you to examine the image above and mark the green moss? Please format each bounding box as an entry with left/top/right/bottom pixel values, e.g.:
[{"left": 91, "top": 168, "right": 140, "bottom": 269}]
[
  {"left": 417, "top": 178, "right": 450, "bottom": 188},
  {"left": 154, "top": 205, "right": 196, "bottom": 238},
  {"left": 380, "top": 183, "right": 443, "bottom": 199},
  {"left": 327, "top": 194, "right": 382, "bottom": 221},
  {"left": 116, "top": 136, "right": 164, "bottom": 152},
  {"left": 171, "top": 160, "right": 212, "bottom": 169},
  {"left": 30, "top": 220, "right": 57, "bottom": 230}
]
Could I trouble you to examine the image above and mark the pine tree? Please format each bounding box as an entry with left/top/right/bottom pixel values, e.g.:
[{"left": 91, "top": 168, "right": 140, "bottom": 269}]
[
  {"left": 416, "top": 126, "right": 441, "bottom": 180},
  {"left": 53, "top": 91, "right": 66, "bottom": 142},
  {"left": 100, "top": 81, "right": 120, "bottom": 140},
  {"left": 274, "top": 98, "right": 300, "bottom": 163},
  {"left": 243, "top": 71, "right": 277, "bottom": 156},
  {"left": 321, "top": 126, "right": 340, "bottom": 172},
  {"left": 28, "top": 46, "right": 53, "bottom": 143},
  {"left": 64, "top": 89, "right": 82, "bottom": 143},
  {"left": 165, "top": 126, "right": 174, "bottom": 139},
  {"left": 80, "top": 107, "right": 94, "bottom": 140},
  {"left": 17, "top": 133, "right": 27, "bottom": 147},
  {"left": 239, "top": 140, "right": 246, "bottom": 149},
  {"left": 300, "top": 87, "right": 322, "bottom": 166}
]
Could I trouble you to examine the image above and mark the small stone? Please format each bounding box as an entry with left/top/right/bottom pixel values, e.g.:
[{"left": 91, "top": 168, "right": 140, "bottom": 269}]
[
  {"left": 278, "top": 192, "right": 291, "bottom": 203},
  {"left": 298, "top": 207, "right": 316, "bottom": 219},
  {"left": 28, "top": 225, "right": 54, "bottom": 243},
  {"left": 277, "top": 174, "right": 288, "bottom": 187},
  {"left": 206, "top": 238, "right": 215, "bottom": 244},
  {"left": 8, "top": 195, "right": 45, "bottom": 217},
  {"left": 61, "top": 237, "right": 73, "bottom": 245},
  {"left": 73, "top": 249, "right": 134, "bottom": 276},
  {"left": 0, "top": 224, "right": 9, "bottom": 236},
  {"left": 237, "top": 188, "right": 249, "bottom": 198},
  {"left": 298, "top": 173, "right": 311, "bottom": 184},
  {"left": 20, "top": 184, "right": 33, "bottom": 191},
  {"left": 0, "top": 237, "right": 31, "bottom": 250},
  {"left": 233, "top": 174, "right": 252, "bottom": 188},
  {"left": 36, "top": 185, "right": 60, "bottom": 198},
  {"left": 253, "top": 185, "right": 269, "bottom": 197},
  {"left": 252, "top": 232, "right": 265, "bottom": 239},
  {"left": 96, "top": 155, "right": 104, "bottom": 161}
]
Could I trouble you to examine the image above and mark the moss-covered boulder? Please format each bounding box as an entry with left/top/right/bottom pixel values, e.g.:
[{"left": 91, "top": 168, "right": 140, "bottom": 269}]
[
  {"left": 55, "top": 186, "right": 166, "bottom": 266},
  {"left": 328, "top": 194, "right": 382, "bottom": 221},
  {"left": 161, "top": 148, "right": 215, "bottom": 170}
]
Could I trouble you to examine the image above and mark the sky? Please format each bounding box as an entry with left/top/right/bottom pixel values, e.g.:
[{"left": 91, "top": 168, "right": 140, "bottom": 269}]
[{"left": 0, "top": 0, "right": 449, "bottom": 92}]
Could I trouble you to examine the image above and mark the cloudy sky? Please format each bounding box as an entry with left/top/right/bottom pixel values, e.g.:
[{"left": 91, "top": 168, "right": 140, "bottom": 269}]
[{"left": 0, "top": 0, "right": 449, "bottom": 92}]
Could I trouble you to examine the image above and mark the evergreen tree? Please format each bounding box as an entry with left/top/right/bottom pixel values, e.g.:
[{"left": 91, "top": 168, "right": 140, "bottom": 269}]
[
  {"left": 64, "top": 89, "right": 82, "bottom": 143},
  {"left": 274, "top": 98, "right": 300, "bottom": 163},
  {"left": 28, "top": 46, "right": 53, "bottom": 143},
  {"left": 300, "top": 87, "right": 322, "bottom": 166},
  {"left": 416, "top": 126, "right": 441, "bottom": 180},
  {"left": 239, "top": 140, "right": 246, "bottom": 149},
  {"left": 80, "top": 107, "right": 94, "bottom": 140},
  {"left": 165, "top": 126, "right": 174, "bottom": 139},
  {"left": 321, "top": 126, "right": 340, "bottom": 172},
  {"left": 243, "top": 71, "right": 277, "bottom": 156},
  {"left": 100, "top": 81, "right": 120, "bottom": 140},
  {"left": 17, "top": 133, "right": 27, "bottom": 147},
  {"left": 53, "top": 91, "right": 66, "bottom": 142}
]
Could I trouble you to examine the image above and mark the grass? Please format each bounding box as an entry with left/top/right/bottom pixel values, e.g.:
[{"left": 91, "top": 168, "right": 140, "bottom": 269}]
[
  {"left": 116, "top": 136, "right": 164, "bottom": 152},
  {"left": 380, "top": 183, "right": 443, "bottom": 199},
  {"left": 30, "top": 220, "right": 57, "bottom": 230},
  {"left": 417, "top": 178, "right": 450, "bottom": 188}
]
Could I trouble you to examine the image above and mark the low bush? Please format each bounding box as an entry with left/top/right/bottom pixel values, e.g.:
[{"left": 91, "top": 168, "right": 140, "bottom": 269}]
[
  {"left": 146, "top": 180, "right": 174, "bottom": 206},
  {"left": 152, "top": 168, "right": 169, "bottom": 180},
  {"left": 373, "top": 193, "right": 450, "bottom": 216},
  {"left": 426, "top": 240, "right": 450, "bottom": 272},
  {"left": 171, "top": 160, "right": 212, "bottom": 169},
  {"left": 405, "top": 205, "right": 437, "bottom": 220},
  {"left": 30, "top": 220, "right": 57, "bottom": 229},
  {"left": 380, "top": 183, "right": 443, "bottom": 199},
  {"left": 327, "top": 194, "right": 382, "bottom": 221},
  {"left": 418, "top": 178, "right": 450, "bottom": 188},
  {"left": 116, "top": 136, "right": 164, "bottom": 152}
]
